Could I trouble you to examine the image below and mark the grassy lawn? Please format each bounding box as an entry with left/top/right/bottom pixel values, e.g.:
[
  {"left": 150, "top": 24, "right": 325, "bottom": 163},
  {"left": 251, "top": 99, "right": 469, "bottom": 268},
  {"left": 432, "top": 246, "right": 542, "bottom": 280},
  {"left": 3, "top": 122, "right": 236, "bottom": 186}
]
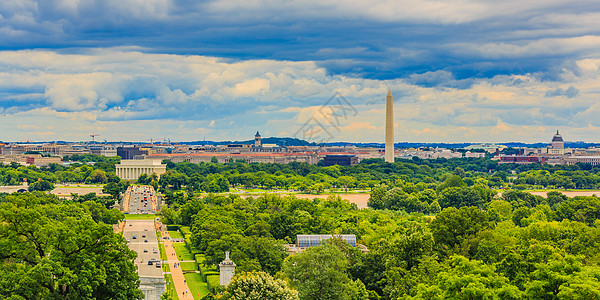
[
  {"left": 173, "top": 242, "right": 195, "bottom": 261},
  {"left": 169, "top": 230, "right": 184, "bottom": 239},
  {"left": 180, "top": 261, "right": 197, "bottom": 271},
  {"left": 184, "top": 272, "right": 210, "bottom": 299},
  {"left": 124, "top": 214, "right": 157, "bottom": 220},
  {"left": 158, "top": 242, "right": 168, "bottom": 261},
  {"left": 163, "top": 262, "right": 171, "bottom": 272},
  {"left": 165, "top": 274, "right": 180, "bottom": 300}
]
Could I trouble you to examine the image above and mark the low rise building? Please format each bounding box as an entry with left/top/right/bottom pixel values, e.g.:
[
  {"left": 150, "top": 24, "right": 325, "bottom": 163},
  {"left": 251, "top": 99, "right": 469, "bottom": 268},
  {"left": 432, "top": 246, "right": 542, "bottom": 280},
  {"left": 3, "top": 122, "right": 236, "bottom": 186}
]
[
  {"left": 465, "top": 151, "right": 486, "bottom": 158},
  {"left": 499, "top": 155, "right": 544, "bottom": 164},
  {"left": 561, "top": 156, "right": 600, "bottom": 166},
  {"left": 285, "top": 234, "right": 368, "bottom": 254},
  {"left": 323, "top": 155, "right": 359, "bottom": 166},
  {"left": 146, "top": 152, "right": 320, "bottom": 165},
  {"left": 0, "top": 154, "right": 62, "bottom": 166}
]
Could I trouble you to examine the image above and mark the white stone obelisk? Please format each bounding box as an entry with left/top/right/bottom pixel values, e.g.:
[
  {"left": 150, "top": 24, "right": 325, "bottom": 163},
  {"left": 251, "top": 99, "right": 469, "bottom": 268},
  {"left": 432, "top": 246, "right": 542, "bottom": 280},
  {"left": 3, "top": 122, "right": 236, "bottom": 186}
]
[{"left": 385, "top": 90, "right": 394, "bottom": 163}]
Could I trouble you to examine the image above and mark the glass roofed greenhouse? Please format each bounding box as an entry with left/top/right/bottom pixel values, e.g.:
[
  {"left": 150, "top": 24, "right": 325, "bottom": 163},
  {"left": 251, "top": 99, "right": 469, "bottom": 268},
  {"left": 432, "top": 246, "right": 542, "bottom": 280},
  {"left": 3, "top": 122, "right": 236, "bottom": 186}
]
[{"left": 296, "top": 234, "right": 357, "bottom": 248}]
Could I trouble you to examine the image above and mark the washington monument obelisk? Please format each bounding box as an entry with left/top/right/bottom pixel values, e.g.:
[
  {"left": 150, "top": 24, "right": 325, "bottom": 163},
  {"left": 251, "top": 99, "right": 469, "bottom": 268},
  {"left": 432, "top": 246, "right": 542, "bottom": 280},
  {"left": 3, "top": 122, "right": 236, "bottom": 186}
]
[{"left": 385, "top": 90, "right": 394, "bottom": 163}]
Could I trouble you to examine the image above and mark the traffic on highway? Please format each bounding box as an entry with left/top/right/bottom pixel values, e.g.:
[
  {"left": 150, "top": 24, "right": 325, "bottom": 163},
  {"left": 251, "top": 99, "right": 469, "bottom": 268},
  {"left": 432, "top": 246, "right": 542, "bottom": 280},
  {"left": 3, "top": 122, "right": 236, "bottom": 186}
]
[{"left": 125, "top": 185, "right": 158, "bottom": 214}]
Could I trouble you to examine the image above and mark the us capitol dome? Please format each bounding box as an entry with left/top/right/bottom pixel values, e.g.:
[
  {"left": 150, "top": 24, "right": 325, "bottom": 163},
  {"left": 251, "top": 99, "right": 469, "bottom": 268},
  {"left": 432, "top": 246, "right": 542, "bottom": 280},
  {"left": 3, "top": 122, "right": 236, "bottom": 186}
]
[{"left": 551, "top": 130, "right": 564, "bottom": 149}]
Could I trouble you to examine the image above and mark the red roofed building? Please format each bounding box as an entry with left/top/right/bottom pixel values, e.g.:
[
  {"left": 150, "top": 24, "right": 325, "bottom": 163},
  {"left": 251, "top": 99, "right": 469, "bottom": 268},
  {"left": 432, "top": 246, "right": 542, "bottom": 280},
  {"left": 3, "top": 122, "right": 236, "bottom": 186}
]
[{"left": 147, "top": 152, "right": 320, "bottom": 164}]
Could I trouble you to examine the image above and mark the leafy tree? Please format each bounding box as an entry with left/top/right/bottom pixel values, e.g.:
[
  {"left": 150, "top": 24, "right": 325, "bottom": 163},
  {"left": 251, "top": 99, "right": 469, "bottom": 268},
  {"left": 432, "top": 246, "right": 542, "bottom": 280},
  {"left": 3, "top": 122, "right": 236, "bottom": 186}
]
[
  {"left": 282, "top": 243, "right": 367, "bottom": 300},
  {"left": 383, "top": 187, "right": 428, "bottom": 212},
  {"left": 86, "top": 169, "right": 108, "bottom": 184},
  {"left": 28, "top": 179, "right": 55, "bottom": 192},
  {"left": 103, "top": 182, "right": 121, "bottom": 201},
  {"left": 429, "top": 206, "right": 492, "bottom": 252},
  {"left": 0, "top": 194, "right": 142, "bottom": 299},
  {"left": 486, "top": 200, "right": 513, "bottom": 222},
  {"left": 406, "top": 255, "right": 523, "bottom": 300},
  {"left": 555, "top": 196, "right": 600, "bottom": 225},
  {"left": 525, "top": 255, "right": 600, "bottom": 299},
  {"left": 438, "top": 187, "right": 485, "bottom": 209},
  {"left": 512, "top": 207, "right": 531, "bottom": 227},
  {"left": 138, "top": 173, "right": 151, "bottom": 185},
  {"left": 221, "top": 271, "right": 298, "bottom": 300},
  {"left": 502, "top": 189, "right": 541, "bottom": 208},
  {"left": 394, "top": 222, "right": 434, "bottom": 270},
  {"left": 436, "top": 175, "right": 466, "bottom": 192},
  {"left": 368, "top": 185, "right": 387, "bottom": 209}
]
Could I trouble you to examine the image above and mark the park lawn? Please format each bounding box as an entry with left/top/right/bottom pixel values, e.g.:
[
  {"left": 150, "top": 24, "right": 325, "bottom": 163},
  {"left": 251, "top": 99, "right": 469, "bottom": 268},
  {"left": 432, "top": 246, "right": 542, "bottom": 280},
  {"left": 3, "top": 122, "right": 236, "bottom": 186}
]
[
  {"left": 180, "top": 261, "right": 197, "bottom": 271},
  {"left": 169, "top": 230, "right": 183, "bottom": 239},
  {"left": 184, "top": 272, "right": 210, "bottom": 299},
  {"left": 174, "top": 242, "right": 195, "bottom": 261},
  {"left": 165, "top": 274, "right": 180, "bottom": 300},
  {"left": 124, "top": 214, "right": 156, "bottom": 220}
]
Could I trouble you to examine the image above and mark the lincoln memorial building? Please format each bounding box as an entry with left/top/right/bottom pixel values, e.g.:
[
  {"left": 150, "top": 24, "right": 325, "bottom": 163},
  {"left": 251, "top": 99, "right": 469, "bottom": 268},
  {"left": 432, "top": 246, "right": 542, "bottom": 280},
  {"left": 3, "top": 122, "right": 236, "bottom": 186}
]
[{"left": 115, "top": 159, "right": 167, "bottom": 180}]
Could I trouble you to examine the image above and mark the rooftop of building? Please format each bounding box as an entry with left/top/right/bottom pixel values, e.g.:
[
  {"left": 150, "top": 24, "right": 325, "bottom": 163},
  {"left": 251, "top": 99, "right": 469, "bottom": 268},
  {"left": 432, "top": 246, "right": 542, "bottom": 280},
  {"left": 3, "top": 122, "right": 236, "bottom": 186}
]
[{"left": 148, "top": 152, "right": 316, "bottom": 157}]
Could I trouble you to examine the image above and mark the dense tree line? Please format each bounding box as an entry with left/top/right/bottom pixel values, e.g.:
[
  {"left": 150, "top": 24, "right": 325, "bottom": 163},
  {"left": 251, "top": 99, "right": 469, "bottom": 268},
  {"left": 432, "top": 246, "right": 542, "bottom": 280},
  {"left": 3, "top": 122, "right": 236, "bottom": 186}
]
[
  {"left": 4, "top": 154, "right": 600, "bottom": 192},
  {"left": 0, "top": 160, "right": 120, "bottom": 185},
  {"left": 0, "top": 192, "right": 141, "bottom": 299},
  {"left": 155, "top": 158, "right": 600, "bottom": 197}
]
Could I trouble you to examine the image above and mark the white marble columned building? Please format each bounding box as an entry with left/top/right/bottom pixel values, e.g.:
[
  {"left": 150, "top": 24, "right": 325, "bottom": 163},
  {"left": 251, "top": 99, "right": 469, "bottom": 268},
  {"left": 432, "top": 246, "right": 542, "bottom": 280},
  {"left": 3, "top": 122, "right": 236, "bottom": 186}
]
[{"left": 115, "top": 159, "right": 167, "bottom": 180}]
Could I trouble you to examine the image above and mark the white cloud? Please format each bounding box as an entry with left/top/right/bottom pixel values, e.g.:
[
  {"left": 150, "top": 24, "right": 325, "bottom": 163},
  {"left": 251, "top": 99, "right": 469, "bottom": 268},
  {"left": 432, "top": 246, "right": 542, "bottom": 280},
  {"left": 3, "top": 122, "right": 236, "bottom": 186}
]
[
  {"left": 1, "top": 48, "right": 600, "bottom": 142},
  {"left": 230, "top": 78, "right": 270, "bottom": 97}
]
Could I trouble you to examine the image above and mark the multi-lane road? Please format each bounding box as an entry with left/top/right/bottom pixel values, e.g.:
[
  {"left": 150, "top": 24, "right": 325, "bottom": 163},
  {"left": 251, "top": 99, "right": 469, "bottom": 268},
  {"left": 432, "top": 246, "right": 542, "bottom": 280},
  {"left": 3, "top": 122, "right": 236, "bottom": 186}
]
[
  {"left": 124, "top": 185, "right": 158, "bottom": 214},
  {"left": 124, "top": 219, "right": 163, "bottom": 278},
  {"left": 122, "top": 185, "right": 165, "bottom": 299}
]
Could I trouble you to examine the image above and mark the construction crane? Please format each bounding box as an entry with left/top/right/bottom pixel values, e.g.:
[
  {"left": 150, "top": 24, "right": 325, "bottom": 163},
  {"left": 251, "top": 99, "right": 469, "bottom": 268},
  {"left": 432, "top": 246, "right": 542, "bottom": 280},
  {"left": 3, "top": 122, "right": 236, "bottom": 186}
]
[{"left": 90, "top": 133, "right": 100, "bottom": 143}]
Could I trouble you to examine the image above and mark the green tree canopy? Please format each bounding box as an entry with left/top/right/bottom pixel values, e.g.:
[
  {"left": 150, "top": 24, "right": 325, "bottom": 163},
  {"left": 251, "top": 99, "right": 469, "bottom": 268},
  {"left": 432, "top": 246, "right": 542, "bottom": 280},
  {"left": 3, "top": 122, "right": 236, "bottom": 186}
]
[
  {"left": 221, "top": 271, "right": 298, "bottom": 300},
  {"left": 0, "top": 193, "right": 142, "bottom": 299}
]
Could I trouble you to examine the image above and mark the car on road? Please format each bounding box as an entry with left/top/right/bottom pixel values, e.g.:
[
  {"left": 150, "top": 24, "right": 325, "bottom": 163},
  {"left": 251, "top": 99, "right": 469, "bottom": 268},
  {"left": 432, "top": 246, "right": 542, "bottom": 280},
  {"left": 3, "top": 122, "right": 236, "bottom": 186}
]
[
  {"left": 155, "top": 262, "right": 161, "bottom": 268},
  {"left": 143, "top": 249, "right": 148, "bottom": 253},
  {"left": 144, "top": 239, "right": 148, "bottom": 243},
  {"left": 132, "top": 235, "right": 137, "bottom": 239}
]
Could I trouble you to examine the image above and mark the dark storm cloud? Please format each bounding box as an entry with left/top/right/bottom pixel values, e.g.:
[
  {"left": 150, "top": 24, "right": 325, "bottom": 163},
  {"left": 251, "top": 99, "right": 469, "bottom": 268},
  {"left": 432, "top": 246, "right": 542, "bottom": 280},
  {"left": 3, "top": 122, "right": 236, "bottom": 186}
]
[{"left": 2, "top": 0, "right": 600, "bottom": 84}]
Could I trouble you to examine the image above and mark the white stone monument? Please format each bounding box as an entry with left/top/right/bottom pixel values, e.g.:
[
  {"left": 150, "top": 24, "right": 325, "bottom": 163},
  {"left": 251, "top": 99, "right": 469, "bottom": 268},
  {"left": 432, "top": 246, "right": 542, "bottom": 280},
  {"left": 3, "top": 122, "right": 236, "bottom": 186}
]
[
  {"left": 385, "top": 90, "right": 394, "bottom": 163},
  {"left": 219, "top": 251, "right": 236, "bottom": 286}
]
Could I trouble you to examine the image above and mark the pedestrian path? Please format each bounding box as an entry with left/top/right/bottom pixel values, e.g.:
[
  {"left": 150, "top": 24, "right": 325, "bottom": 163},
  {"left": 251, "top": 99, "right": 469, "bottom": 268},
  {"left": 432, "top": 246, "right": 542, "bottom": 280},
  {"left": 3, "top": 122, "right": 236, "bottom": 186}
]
[{"left": 163, "top": 230, "right": 194, "bottom": 299}]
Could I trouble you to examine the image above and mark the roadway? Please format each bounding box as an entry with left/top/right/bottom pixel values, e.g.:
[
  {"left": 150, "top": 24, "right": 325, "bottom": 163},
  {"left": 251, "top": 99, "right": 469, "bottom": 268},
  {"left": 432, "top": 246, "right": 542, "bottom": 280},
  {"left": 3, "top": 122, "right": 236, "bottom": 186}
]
[
  {"left": 126, "top": 185, "right": 158, "bottom": 214},
  {"left": 124, "top": 219, "right": 163, "bottom": 278}
]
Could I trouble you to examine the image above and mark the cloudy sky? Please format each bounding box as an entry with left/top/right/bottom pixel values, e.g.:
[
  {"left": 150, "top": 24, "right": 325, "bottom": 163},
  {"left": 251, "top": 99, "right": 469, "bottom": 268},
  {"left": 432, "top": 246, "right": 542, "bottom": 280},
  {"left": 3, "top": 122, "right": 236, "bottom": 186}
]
[{"left": 1, "top": 0, "right": 600, "bottom": 143}]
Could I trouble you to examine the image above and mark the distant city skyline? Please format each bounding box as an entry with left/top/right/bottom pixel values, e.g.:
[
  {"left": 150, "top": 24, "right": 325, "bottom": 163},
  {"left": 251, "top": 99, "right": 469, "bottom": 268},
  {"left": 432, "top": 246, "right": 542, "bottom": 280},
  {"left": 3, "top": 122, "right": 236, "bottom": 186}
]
[{"left": 2, "top": 1, "right": 600, "bottom": 143}]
